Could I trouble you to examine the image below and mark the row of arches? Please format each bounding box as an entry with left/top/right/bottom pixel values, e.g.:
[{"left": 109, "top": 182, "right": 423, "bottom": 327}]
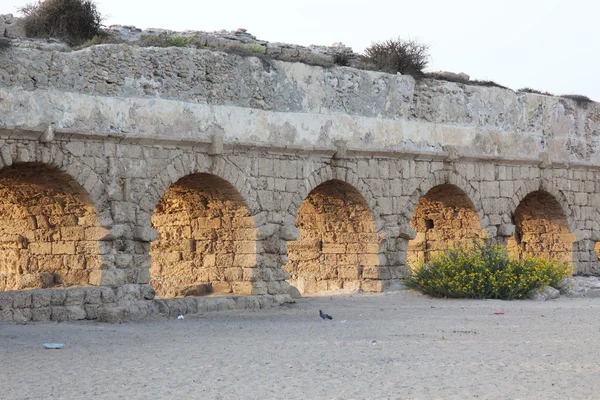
[{"left": 0, "top": 162, "right": 578, "bottom": 296}]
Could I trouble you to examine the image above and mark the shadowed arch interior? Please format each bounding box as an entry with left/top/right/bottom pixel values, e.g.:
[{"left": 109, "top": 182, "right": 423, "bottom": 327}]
[
  {"left": 150, "top": 173, "right": 257, "bottom": 298},
  {"left": 407, "top": 184, "right": 484, "bottom": 265},
  {"left": 507, "top": 190, "right": 574, "bottom": 261},
  {"left": 0, "top": 163, "right": 103, "bottom": 291},
  {"left": 284, "top": 180, "right": 380, "bottom": 294}
]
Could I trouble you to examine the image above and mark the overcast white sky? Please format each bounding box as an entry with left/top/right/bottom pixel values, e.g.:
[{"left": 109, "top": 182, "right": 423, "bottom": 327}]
[{"left": 4, "top": 0, "right": 598, "bottom": 100}]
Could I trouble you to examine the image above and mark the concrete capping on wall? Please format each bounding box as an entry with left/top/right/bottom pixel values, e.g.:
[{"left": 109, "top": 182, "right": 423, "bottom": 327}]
[{"left": 3, "top": 126, "right": 594, "bottom": 172}]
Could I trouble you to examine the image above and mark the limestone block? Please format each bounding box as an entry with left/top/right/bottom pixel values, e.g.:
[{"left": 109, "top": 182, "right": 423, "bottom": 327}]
[
  {"left": 134, "top": 226, "right": 158, "bottom": 242},
  {"left": 84, "top": 287, "right": 103, "bottom": 304},
  {"left": 279, "top": 225, "right": 300, "bottom": 241},
  {"left": 84, "top": 304, "right": 100, "bottom": 320},
  {"left": 100, "top": 268, "right": 128, "bottom": 286},
  {"left": 66, "top": 305, "right": 87, "bottom": 320},
  {"left": 64, "top": 288, "right": 86, "bottom": 306},
  {"left": 342, "top": 280, "right": 361, "bottom": 292},
  {"left": 361, "top": 280, "right": 384, "bottom": 292},
  {"left": 12, "top": 292, "right": 32, "bottom": 309},
  {"left": 12, "top": 308, "right": 32, "bottom": 323},
  {"left": 498, "top": 224, "right": 516, "bottom": 237},
  {"left": 31, "top": 307, "right": 52, "bottom": 321},
  {"left": 50, "top": 306, "right": 69, "bottom": 321},
  {"left": 232, "top": 282, "right": 253, "bottom": 295},
  {"left": 251, "top": 281, "right": 268, "bottom": 295},
  {"left": 256, "top": 224, "right": 277, "bottom": 240},
  {"left": 528, "top": 286, "right": 560, "bottom": 301}
]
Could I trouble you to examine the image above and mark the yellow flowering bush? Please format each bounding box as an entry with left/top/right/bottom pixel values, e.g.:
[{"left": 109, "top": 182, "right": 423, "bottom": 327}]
[{"left": 406, "top": 241, "right": 572, "bottom": 300}]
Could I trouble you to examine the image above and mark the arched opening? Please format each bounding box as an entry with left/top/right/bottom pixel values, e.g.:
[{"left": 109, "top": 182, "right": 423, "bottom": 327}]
[
  {"left": 407, "top": 184, "right": 484, "bottom": 266},
  {"left": 0, "top": 163, "right": 103, "bottom": 291},
  {"left": 507, "top": 190, "right": 574, "bottom": 261},
  {"left": 150, "top": 173, "right": 256, "bottom": 298},
  {"left": 285, "top": 180, "right": 380, "bottom": 294}
]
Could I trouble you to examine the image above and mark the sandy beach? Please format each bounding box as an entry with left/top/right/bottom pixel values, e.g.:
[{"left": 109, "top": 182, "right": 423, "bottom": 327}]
[{"left": 2, "top": 291, "right": 600, "bottom": 400}]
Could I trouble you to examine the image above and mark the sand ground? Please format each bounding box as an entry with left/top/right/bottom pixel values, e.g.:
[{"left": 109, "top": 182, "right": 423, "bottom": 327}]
[{"left": 2, "top": 290, "right": 600, "bottom": 400}]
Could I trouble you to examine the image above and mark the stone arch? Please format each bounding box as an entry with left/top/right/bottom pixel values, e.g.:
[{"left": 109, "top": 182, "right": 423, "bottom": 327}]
[
  {"left": 286, "top": 165, "right": 384, "bottom": 232},
  {"left": 0, "top": 162, "right": 107, "bottom": 291},
  {"left": 407, "top": 183, "right": 485, "bottom": 266},
  {"left": 150, "top": 172, "right": 258, "bottom": 298},
  {"left": 508, "top": 188, "right": 575, "bottom": 262},
  {"left": 284, "top": 179, "right": 382, "bottom": 294},
  {"left": 407, "top": 170, "right": 485, "bottom": 228},
  {"left": 137, "top": 154, "right": 260, "bottom": 230},
  {"left": 510, "top": 178, "right": 575, "bottom": 234},
  {"left": 0, "top": 143, "right": 112, "bottom": 226}
]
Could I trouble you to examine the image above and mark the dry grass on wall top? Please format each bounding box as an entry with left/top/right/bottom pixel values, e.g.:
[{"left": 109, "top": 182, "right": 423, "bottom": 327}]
[
  {"left": 285, "top": 180, "right": 381, "bottom": 294},
  {"left": 150, "top": 173, "right": 257, "bottom": 298},
  {"left": 407, "top": 184, "right": 484, "bottom": 267},
  {"left": 0, "top": 164, "right": 103, "bottom": 291}
]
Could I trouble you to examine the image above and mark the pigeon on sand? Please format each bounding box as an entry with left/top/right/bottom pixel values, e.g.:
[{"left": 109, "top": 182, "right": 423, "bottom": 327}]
[{"left": 319, "top": 310, "right": 333, "bottom": 320}]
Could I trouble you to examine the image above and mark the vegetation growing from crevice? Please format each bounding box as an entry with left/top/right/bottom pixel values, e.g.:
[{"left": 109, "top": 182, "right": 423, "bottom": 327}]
[
  {"left": 518, "top": 87, "right": 554, "bottom": 96},
  {"left": 469, "top": 80, "right": 510, "bottom": 90},
  {"left": 561, "top": 94, "right": 594, "bottom": 106}
]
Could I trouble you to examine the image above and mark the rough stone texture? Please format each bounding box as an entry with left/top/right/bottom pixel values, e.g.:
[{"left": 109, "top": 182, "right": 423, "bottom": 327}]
[
  {"left": 527, "top": 285, "right": 561, "bottom": 301},
  {"left": 558, "top": 276, "right": 600, "bottom": 298},
  {"left": 0, "top": 164, "right": 105, "bottom": 291},
  {"left": 151, "top": 173, "right": 257, "bottom": 297},
  {"left": 407, "top": 184, "right": 485, "bottom": 265},
  {"left": 285, "top": 180, "right": 382, "bottom": 294},
  {"left": 0, "top": 284, "right": 291, "bottom": 322},
  {"left": 507, "top": 191, "right": 575, "bottom": 261},
  {"left": 0, "top": 30, "right": 600, "bottom": 323},
  {"left": 0, "top": 41, "right": 598, "bottom": 164}
]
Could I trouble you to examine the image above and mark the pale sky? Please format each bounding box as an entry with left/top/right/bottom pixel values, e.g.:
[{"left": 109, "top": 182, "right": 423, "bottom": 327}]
[{"left": 4, "top": 0, "right": 598, "bottom": 101}]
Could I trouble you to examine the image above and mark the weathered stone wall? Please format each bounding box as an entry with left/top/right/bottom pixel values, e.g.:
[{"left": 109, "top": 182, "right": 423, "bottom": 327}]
[
  {"left": 507, "top": 191, "right": 576, "bottom": 261},
  {"left": 0, "top": 164, "right": 105, "bottom": 291},
  {"left": 1, "top": 44, "right": 599, "bottom": 164},
  {"left": 285, "top": 180, "right": 381, "bottom": 294},
  {"left": 0, "top": 42, "right": 600, "bottom": 321},
  {"left": 407, "top": 184, "right": 484, "bottom": 265},
  {"left": 151, "top": 173, "right": 257, "bottom": 298}
]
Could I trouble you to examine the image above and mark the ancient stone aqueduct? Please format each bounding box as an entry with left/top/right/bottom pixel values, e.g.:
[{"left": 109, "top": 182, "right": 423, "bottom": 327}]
[{"left": 1, "top": 22, "right": 600, "bottom": 322}]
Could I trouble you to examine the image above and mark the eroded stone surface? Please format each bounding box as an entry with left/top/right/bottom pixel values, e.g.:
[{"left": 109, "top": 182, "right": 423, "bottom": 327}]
[
  {"left": 285, "top": 180, "right": 382, "bottom": 294},
  {"left": 150, "top": 173, "right": 257, "bottom": 298},
  {"left": 0, "top": 164, "right": 104, "bottom": 291},
  {"left": 0, "top": 23, "right": 600, "bottom": 323},
  {"left": 407, "top": 184, "right": 485, "bottom": 266},
  {"left": 507, "top": 191, "right": 576, "bottom": 261}
]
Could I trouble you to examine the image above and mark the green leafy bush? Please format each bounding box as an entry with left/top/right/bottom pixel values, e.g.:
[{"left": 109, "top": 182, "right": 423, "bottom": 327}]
[
  {"left": 19, "top": 0, "right": 103, "bottom": 45},
  {"left": 406, "top": 241, "right": 571, "bottom": 300},
  {"left": 362, "top": 37, "right": 429, "bottom": 78}
]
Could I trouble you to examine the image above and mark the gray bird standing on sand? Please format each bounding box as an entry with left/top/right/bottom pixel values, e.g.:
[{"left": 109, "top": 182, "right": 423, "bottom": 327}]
[{"left": 319, "top": 310, "right": 333, "bottom": 320}]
